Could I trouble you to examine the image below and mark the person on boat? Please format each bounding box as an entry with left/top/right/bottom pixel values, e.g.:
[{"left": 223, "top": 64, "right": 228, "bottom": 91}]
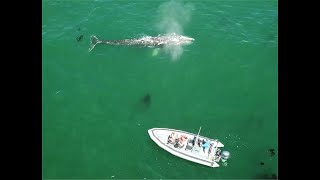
[
  {"left": 208, "top": 143, "right": 213, "bottom": 157},
  {"left": 192, "top": 136, "right": 196, "bottom": 146},
  {"left": 208, "top": 143, "right": 212, "bottom": 152},
  {"left": 202, "top": 139, "right": 206, "bottom": 145},
  {"left": 178, "top": 138, "right": 186, "bottom": 148},
  {"left": 216, "top": 148, "right": 221, "bottom": 156},
  {"left": 170, "top": 132, "right": 175, "bottom": 137},
  {"left": 208, "top": 143, "right": 214, "bottom": 155},
  {"left": 174, "top": 137, "right": 182, "bottom": 148},
  {"left": 179, "top": 135, "right": 188, "bottom": 142},
  {"left": 201, "top": 139, "right": 210, "bottom": 153},
  {"left": 197, "top": 139, "right": 202, "bottom": 147},
  {"left": 167, "top": 132, "right": 176, "bottom": 144},
  {"left": 174, "top": 141, "right": 179, "bottom": 148}
]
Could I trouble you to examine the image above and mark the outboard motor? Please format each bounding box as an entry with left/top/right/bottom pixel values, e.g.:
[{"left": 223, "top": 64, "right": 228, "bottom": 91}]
[{"left": 221, "top": 151, "right": 230, "bottom": 162}]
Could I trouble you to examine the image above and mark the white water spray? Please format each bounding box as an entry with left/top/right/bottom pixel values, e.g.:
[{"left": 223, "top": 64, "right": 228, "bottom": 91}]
[{"left": 155, "top": 0, "right": 194, "bottom": 61}]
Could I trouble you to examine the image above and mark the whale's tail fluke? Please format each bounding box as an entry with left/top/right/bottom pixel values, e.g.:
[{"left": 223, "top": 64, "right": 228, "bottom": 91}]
[{"left": 89, "top": 35, "right": 101, "bottom": 52}]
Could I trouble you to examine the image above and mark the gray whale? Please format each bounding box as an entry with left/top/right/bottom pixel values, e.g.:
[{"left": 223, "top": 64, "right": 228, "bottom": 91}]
[{"left": 89, "top": 33, "right": 194, "bottom": 52}]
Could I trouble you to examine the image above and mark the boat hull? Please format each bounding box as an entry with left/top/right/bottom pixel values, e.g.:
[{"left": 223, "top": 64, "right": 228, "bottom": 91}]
[{"left": 148, "top": 128, "right": 224, "bottom": 168}]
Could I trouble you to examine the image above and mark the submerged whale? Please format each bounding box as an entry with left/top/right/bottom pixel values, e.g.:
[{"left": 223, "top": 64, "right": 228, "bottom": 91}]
[{"left": 88, "top": 33, "right": 194, "bottom": 52}]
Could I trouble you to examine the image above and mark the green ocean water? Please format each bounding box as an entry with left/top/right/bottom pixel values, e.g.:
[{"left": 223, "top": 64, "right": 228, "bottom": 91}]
[{"left": 42, "top": 0, "right": 278, "bottom": 179}]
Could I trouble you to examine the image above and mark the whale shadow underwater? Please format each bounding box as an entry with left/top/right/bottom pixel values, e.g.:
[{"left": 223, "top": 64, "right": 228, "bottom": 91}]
[{"left": 128, "top": 93, "right": 152, "bottom": 122}]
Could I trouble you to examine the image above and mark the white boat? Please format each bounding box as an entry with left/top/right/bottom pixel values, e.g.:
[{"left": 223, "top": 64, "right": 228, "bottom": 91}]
[{"left": 148, "top": 127, "right": 230, "bottom": 168}]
